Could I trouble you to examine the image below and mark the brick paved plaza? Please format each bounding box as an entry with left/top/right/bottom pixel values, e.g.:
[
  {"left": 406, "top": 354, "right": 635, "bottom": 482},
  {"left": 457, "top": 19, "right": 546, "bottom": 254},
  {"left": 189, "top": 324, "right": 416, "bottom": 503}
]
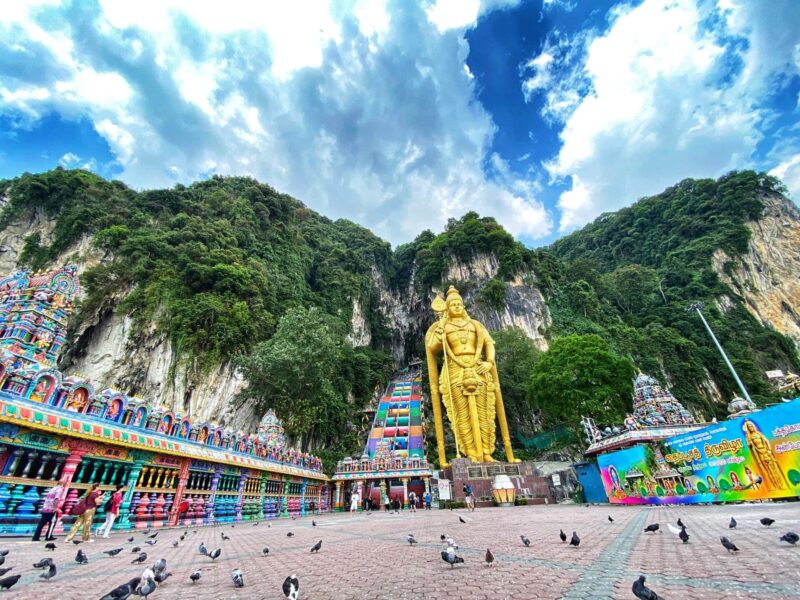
[{"left": 1, "top": 502, "right": 798, "bottom": 599}]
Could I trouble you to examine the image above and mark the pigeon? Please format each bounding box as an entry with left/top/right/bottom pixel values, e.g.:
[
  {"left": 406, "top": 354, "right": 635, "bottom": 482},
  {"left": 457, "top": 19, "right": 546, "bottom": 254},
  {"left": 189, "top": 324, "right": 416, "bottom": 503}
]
[
  {"left": 33, "top": 558, "right": 54, "bottom": 569},
  {"left": 0, "top": 568, "right": 11, "bottom": 578},
  {"left": 75, "top": 549, "right": 88, "bottom": 564},
  {"left": 677, "top": 518, "right": 685, "bottom": 529},
  {"left": 189, "top": 570, "right": 202, "bottom": 584},
  {"left": 570, "top": 532, "right": 580, "bottom": 548},
  {"left": 99, "top": 577, "right": 142, "bottom": 600},
  {"left": 0, "top": 575, "right": 21, "bottom": 591},
  {"left": 283, "top": 574, "right": 300, "bottom": 600},
  {"left": 485, "top": 548, "right": 494, "bottom": 566},
  {"left": 559, "top": 529, "right": 567, "bottom": 543},
  {"left": 632, "top": 575, "right": 663, "bottom": 600},
  {"left": 520, "top": 535, "right": 531, "bottom": 547},
  {"left": 608, "top": 515, "right": 614, "bottom": 523},
  {"left": 152, "top": 558, "right": 166, "bottom": 573},
  {"left": 253, "top": 522, "right": 259, "bottom": 527},
  {"left": 441, "top": 546, "right": 465, "bottom": 568},
  {"left": 147, "top": 532, "right": 158, "bottom": 539},
  {"left": 679, "top": 528, "right": 690, "bottom": 544},
  {"left": 459, "top": 516, "right": 467, "bottom": 524},
  {"left": 135, "top": 576, "right": 156, "bottom": 599},
  {"left": 780, "top": 532, "right": 799, "bottom": 545},
  {"left": 231, "top": 568, "right": 244, "bottom": 588},
  {"left": 144, "top": 539, "right": 157, "bottom": 546},
  {"left": 40, "top": 562, "right": 57, "bottom": 582},
  {"left": 720, "top": 536, "right": 739, "bottom": 553},
  {"left": 221, "top": 532, "right": 230, "bottom": 541},
  {"left": 104, "top": 548, "right": 123, "bottom": 557},
  {"left": 131, "top": 547, "right": 141, "bottom": 553},
  {"left": 0, "top": 551, "right": 7, "bottom": 557},
  {"left": 262, "top": 547, "right": 270, "bottom": 556},
  {"left": 286, "top": 532, "right": 294, "bottom": 537},
  {"left": 440, "top": 534, "right": 446, "bottom": 541},
  {"left": 0, "top": 556, "right": 4, "bottom": 567},
  {"left": 127, "top": 537, "right": 134, "bottom": 543},
  {"left": 199, "top": 542, "right": 208, "bottom": 555},
  {"left": 312, "top": 520, "right": 316, "bottom": 527},
  {"left": 132, "top": 552, "right": 148, "bottom": 564},
  {"left": 45, "top": 542, "right": 56, "bottom": 551},
  {"left": 407, "top": 534, "right": 417, "bottom": 545},
  {"left": 729, "top": 517, "right": 737, "bottom": 529},
  {"left": 208, "top": 548, "right": 221, "bottom": 561},
  {"left": 760, "top": 517, "right": 775, "bottom": 527},
  {"left": 154, "top": 570, "right": 172, "bottom": 584},
  {"left": 310, "top": 540, "right": 322, "bottom": 553},
  {"left": 143, "top": 529, "right": 150, "bottom": 535},
  {"left": 644, "top": 524, "right": 660, "bottom": 534},
  {"left": 446, "top": 537, "right": 458, "bottom": 549},
  {"left": 172, "top": 541, "right": 178, "bottom": 548},
  {"left": 72, "top": 540, "right": 82, "bottom": 545},
  {"left": 180, "top": 534, "right": 185, "bottom": 541}
]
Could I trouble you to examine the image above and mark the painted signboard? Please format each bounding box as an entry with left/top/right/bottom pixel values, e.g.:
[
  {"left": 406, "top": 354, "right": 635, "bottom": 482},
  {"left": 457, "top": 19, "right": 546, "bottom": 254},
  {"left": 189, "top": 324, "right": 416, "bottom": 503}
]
[{"left": 598, "top": 400, "right": 800, "bottom": 504}]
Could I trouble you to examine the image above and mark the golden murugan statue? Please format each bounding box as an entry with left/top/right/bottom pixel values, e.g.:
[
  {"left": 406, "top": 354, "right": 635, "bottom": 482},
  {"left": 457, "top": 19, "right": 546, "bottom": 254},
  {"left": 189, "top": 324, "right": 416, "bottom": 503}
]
[
  {"left": 743, "top": 420, "right": 788, "bottom": 491},
  {"left": 425, "top": 285, "right": 516, "bottom": 466}
]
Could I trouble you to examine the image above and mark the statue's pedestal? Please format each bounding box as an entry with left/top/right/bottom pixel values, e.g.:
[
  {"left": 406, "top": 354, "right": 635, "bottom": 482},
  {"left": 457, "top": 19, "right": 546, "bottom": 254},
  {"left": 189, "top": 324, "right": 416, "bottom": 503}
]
[{"left": 441, "top": 458, "right": 553, "bottom": 506}]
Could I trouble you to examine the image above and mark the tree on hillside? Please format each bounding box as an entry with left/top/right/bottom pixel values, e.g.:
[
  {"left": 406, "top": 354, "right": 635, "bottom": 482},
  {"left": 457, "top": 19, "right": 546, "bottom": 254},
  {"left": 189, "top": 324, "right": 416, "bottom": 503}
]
[
  {"left": 492, "top": 328, "right": 541, "bottom": 436},
  {"left": 529, "top": 334, "right": 634, "bottom": 432}
]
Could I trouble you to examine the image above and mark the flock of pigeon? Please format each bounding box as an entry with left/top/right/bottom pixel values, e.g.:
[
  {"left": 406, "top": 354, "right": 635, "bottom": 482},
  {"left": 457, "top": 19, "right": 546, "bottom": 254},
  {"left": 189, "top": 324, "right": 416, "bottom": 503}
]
[{"left": 0, "top": 520, "right": 317, "bottom": 599}]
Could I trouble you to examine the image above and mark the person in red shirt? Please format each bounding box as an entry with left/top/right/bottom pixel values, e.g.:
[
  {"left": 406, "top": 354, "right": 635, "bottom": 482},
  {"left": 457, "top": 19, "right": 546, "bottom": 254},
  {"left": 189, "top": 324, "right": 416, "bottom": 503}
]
[
  {"left": 65, "top": 483, "right": 105, "bottom": 543},
  {"left": 100, "top": 485, "right": 125, "bottom": 538}
]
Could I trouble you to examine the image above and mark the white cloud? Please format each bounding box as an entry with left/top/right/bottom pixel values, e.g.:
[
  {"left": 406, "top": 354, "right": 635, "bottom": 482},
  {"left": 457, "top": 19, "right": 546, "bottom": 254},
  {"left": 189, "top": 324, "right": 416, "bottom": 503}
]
[
  {"left": 535, "top": 0, "right": 800, "bottom": 232},
  {"left": 0, "top": 0, "right": 549, "bottom": 245},
  {"left": 770, "top": 155, "right": 800, "bottom": 201},
  {"left": 58, "top": 152, "right": 80, "bottom": 167}
]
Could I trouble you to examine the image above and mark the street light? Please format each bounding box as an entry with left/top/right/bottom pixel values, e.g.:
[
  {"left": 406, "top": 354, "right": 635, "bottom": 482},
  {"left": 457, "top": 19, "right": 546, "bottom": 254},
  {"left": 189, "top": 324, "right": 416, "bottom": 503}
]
[{"left": 688, "top": 302, "right": 753, "bottom": 404}]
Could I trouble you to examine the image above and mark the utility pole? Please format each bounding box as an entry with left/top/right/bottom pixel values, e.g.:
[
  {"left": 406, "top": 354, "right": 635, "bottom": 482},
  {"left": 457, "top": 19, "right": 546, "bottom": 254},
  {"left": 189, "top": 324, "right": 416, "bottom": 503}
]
[{"left": 688, "top": 302, "right": 753, "bottom": 404}]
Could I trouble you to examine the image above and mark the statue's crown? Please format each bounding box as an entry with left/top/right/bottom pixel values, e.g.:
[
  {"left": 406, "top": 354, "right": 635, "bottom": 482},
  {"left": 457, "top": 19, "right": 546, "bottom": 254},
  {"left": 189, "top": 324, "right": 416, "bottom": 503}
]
[{"left": 446, "top": 285, "right": 462, "bottom": 304}]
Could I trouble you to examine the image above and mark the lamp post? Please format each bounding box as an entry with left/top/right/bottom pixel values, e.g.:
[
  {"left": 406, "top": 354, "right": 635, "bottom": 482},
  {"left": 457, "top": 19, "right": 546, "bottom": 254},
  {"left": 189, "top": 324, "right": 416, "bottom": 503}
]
[{"left": 688, "top": 302, "right": 753, "bottom": 404}]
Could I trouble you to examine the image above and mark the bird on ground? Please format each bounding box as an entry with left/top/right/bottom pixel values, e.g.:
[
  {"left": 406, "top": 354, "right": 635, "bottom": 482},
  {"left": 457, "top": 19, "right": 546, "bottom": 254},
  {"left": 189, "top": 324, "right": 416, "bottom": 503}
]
[
  {"left": 198, "top": 542, "right": 208, "bottom": 555},
  {"left": 221, "top": 532, "right": 230, "bottom": 541},
  {"left": 485, "top": 548, "right": 494, "bottom": 566},
  {"left": 135, "top": 576, "right": 156, "bottom": 599},
  {"left": 45, "top": 542, "right": 56, "bottom": 551},
  {"left": 147, "top": 531, "right": 158, "bottom": 539},
  {"left": 780, "top": 532, "right": 799, "bottom": 545},
  {"left": 445, "top": 537, "right": 458, "bottom": 549},
  {"left": 33, "top": 558, "right": 54, "bottom": 569},
  {"left": 152, "top": 558, "right": 166, "bottom": 573},
  {"left": 520, "top": 535, "right": 531, "bottom": 547},
  {"left": 720, "top": 537, "right": 739, "bottom": 553},
  {"left": 761, "top": 517, "right": 775, "bottom": 527},
  {"left": 0, "top": 556, "right": 5, "bottom": 567},
  {"left": 179, "top": 534, "right": 185, "bottom": 542},
  {"left": 560, "top": 529, "right": 567, "bottom": 543},
  {"left": 0, "top": 568, "right": 11, "bottom": 578},
  {"left": 99, "top": 577, "right": 141, "bottom": 600},
  {"left": 608, "top": 515, "right": 614, "bottom": 523},
  {"left": 458, "top": 516, "right": 467, "bottom": 524},
  {"left": 679, "top": 528, "right": 690, "bottom": 544},
  {"left": 677, "top": 518, "right": 685, "bottom": 528},
  {"left": 262, "top": 547, "right": 269, "bottom": 556},
  {"left": 632, "top": 575, "right": 663, "bottom": 600},
  {"left": 131, "top": 547, "right": 141, "bottom": 553},
  {"left": 729, "top": 517, "right": 737, "bottom": 529},
  {"left": 310, "top": 540, "right": 322, "bottom": 553},
  {"left": 75, "top": 549, "right": 88, "bottom": 564},
  {"left": 283, "top": 575, "right": 299, "bottom": 600},
  {"left": 253, "top": 522, "right": 259, "bottom": 527},
  {"left": 72, "top": 540, "right": 83, "bottom": 546},
  {"left": 139, "top": 570, "right": 155, "bottom": 585},
  {"left": 189, "top": 570, "right": 202, "bottom": 584},
  {"left": 131, "top": 552, "right": 148, "bottom": 564},
  {"left": 644, "top": 523, "right": 660, "bottom": 534},
  {"left": 440, "top": 534, "right": 447, "bottom": 541},
  {"left": 208, "top": 548, "right": 221, "bottom": 560},
  {"left": 231, "top": 568, "right": 244, "bottom": 588},
  {"left": 127, "top": 537, "right": 134, "bottom": 543},
  {"left": 441, "top": 546, "right": 465, "bottom": 568},
  {"left": 144, "top": 539, "right": 157, "bottom": 546},
  {"left": 570, "top": 532, "right": 580, "bottom": 548},
  {"left": 0, "top": 575, "right": 21, "bottom": 591},
  {"left": 40, "top": 562, "right": 57, "bottom": 582},
  {"left": 286, "top": 532, "right": 294, "bottom": 538},
  {"left": 104, "top": 548, "right": 123, "bottom": 557},
  {"left": 172, "top": 540, "right": 178, "bottom": 548},
  {"left": 154, "top": 570, "right": 172, "bottom": 584},
  {"left": 312, "top": 520, "right": 316, "bottom": 527},
  {"left": 407, "top": 534, "right": 417, "bottom": 545},
  {"left": 0, "top": 551, "right": 7, "bottom": 557},
  {"left": 142, "top": 529, "right": 150, "bottom": 535}
]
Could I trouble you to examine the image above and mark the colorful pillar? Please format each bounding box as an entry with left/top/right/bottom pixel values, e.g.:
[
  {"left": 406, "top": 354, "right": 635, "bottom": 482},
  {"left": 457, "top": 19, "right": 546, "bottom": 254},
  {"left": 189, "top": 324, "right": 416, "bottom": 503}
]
[
  {"left": 281, "top": 476, "right": 290, "bottom": 517},
  {"left": 207, "top": 466, "right": 223, "bottom": 524},
  {"left": 167, "top": 458, "right": 191, "bottom": 527},
  {"left": 234, "top": 471, "right": 247, "bottom": 522},
  {"left": 53, "top": 440, "right": 96, "bottom": 535},
  {"left": 401, "top": 477, "right": 409, "bottom": 509},
  {"left": 334, "top": 481, "right": 343, "bottom": 511},
  {"left": 300, "top": 480, "right": 307, "bottom": 516},
  {"left": 118, "top": 450, "right": 152, "bottom": 530},
  {"left": 258, "top": 473, "right": 268, "bottom": 519}
]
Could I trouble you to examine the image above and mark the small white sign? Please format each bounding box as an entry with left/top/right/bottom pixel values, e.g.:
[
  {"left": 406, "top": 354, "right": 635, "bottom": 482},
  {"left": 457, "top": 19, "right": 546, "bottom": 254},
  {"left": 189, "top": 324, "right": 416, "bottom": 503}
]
[
  {"left": 551, "top": 473, "right": 561, "bottom": 487},
  {"left": 437, "top": 479, "right": 452, "bottom": 500}
]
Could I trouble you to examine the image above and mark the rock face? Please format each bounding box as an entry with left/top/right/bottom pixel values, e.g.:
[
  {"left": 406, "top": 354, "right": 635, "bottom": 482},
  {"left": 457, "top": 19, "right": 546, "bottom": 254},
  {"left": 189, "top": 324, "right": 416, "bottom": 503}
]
[{"left": 712, "top": 193, "right": 800, "bottom": 349}]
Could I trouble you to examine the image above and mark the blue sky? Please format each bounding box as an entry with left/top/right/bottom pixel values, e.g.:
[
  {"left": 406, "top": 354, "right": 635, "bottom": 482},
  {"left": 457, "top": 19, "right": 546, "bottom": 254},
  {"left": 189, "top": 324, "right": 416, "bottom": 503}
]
[{"left": 1, "top": 0, "right": 798, "bottom": 246}]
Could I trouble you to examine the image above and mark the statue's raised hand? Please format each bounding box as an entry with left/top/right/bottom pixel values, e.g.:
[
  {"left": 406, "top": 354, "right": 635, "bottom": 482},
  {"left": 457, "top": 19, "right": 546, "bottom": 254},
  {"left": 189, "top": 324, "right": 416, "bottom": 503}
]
[{"left": 476, "top": 361, "right": 492, "bottom": 375}]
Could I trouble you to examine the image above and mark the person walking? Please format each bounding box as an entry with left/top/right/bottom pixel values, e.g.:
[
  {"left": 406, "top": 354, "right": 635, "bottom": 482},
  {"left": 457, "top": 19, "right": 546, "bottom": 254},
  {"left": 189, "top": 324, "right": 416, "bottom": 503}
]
[
  {"left": 99, "top": 485, "right": 124, "bottom": 538},
  {"left": 463, "top": 483, "right": 475, "bottom": 512},
  {"left": 423, "top": 491, "right": 431, "bottom": 510},
  {"left": 349, "top": 491, "right": 359, "bottom": 514},
  {"left": 32, "top": 481, "right": 64, "bottom": 542},
  {"left": 65, "top": 483, "right": 104, "bottom": 543},
  {"left": 408, "top": 491, "right": 417, "bottom": 513}
]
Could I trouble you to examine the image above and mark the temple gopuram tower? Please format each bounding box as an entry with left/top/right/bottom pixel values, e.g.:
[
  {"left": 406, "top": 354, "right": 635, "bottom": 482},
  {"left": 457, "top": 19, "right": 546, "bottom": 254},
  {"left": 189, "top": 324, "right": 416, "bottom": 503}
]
[{"left": 631, "top": 372, "right": 696, "bottom": 427}]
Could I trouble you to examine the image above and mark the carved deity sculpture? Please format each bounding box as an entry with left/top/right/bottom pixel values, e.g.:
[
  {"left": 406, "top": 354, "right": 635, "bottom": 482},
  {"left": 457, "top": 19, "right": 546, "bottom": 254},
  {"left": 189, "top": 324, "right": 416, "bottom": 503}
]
[
  {"left": 743, "top": 420, "right": 788, "bottom": 491},
  {"left": 425, "top": 286, "right": 516, "bottom": 466}
]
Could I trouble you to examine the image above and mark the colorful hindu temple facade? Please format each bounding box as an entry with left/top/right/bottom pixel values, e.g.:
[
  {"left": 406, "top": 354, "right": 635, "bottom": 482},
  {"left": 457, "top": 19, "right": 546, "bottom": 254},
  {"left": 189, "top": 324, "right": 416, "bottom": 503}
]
[
  {"left": 0, "top": 265, "right": 329, "bottom": 536},
  {"left": 332, "top": 366, "right": 432, "bottom": 509}
]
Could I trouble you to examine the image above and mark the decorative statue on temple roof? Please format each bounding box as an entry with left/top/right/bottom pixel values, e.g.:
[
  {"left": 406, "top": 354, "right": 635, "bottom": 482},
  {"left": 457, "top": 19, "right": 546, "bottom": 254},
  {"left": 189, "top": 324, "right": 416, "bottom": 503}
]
[
  {"left": 257, "top": 408, "right": 287, "bottom": 448},
  {"left": 425, "top": 285, "right": 516, "bottom": 466},
  {"left": 631, "top": 372, "right": 695, "bottom": 427}
]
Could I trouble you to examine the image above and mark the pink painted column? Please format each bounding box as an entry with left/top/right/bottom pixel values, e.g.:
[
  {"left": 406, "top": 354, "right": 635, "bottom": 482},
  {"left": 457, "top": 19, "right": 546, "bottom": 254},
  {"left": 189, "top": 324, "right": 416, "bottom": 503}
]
[{"left": 167, "top": 458, "right": 191, "bottom": 527}]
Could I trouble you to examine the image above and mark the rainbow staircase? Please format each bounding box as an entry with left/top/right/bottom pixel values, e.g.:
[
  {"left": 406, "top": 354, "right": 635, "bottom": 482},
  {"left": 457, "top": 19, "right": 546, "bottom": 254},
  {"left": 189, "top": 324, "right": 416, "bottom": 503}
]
[{"left": 365, "top": 370, "right": 425, "bottom": 460}]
